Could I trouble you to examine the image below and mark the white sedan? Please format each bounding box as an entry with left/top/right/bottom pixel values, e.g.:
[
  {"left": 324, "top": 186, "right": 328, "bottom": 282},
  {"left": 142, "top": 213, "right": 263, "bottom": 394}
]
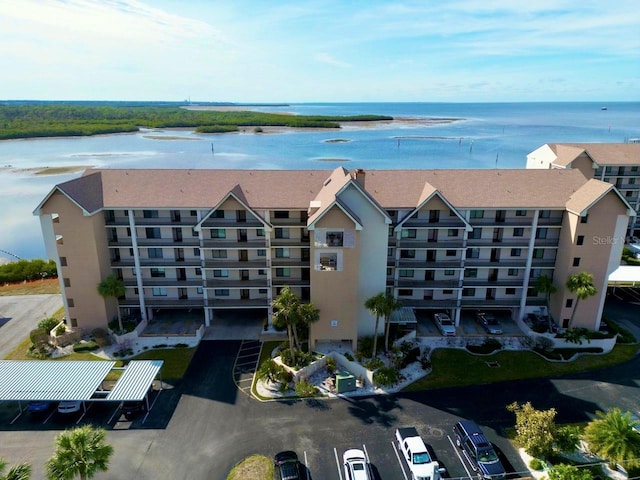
[
  {"left": 343, "top": 448, "right": 370, "bottom": 480},
  {"left": 434, "top": 313, "right": 456, "bottom": 336}
]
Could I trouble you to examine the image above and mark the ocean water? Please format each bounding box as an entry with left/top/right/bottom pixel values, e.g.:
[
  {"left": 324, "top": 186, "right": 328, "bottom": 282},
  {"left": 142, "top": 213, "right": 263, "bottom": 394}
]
[{"left": 1, "top": 102, "right": 639, "bottom": 261}]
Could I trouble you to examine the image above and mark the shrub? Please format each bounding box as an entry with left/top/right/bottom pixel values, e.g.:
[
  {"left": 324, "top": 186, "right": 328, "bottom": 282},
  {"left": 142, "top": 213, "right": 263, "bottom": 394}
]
[
  {"left": 604, "top": 318, "right": 637, "bottom": 344},
  {"left": 280, "top": 348, "right": 314, "bottom": 369},
  {"left": 467, "top": 338, "right": 502, "bottom": 355},
  {"left": 174, "top": 343, "right": 189, "bottom": 348},
  {"left": 253, "top": 126, "right": 263, "bottom": 133},
  {"left": 373, "top": 366, "right": 400, "bottom": 387},
  {"left": 364, "top": 357, "right": 384, "bottom": 371},
  {"left": 529, "top": 458, "right": 544, "bottom": 471},
  {"left": 91, "top": 328, "right": 111, "bottom": 347},
  {"left": 30, "top": 327, "right": 49, "bottom": 345},
  {"left": 420, "top": 350, "right": 432, "bottom": 370},
  {"left": 295, "top": 380, "right": 317, "bottom": 398},
  {"left": 357, "top": 336, "right": 375, "bottom": 359},
  {"left": 535, "top": 336, "right": 555, "bottom": 352},
  {"left": 55, "top": 324, "right": 66, "bottom": 336},
  {"left": 38, "top": 317, "right": 59, "bottom": 333},
  {"left": 325, "top": 356, "right": 337, "bottom": 374},
  {"left": 72, "top": 341, "right": 99, "bottom": 352},
  {"left": 344, "top": 352, "right": 354, "bottom": 361},
  {"left": 399, "top": 346, "right": 421, "bottom": 369}
]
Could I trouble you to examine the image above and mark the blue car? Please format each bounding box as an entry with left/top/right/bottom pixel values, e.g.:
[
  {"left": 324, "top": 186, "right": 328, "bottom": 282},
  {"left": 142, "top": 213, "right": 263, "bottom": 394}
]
[{"left": 27, "top": 401, "right": 54, "bottom": 414}]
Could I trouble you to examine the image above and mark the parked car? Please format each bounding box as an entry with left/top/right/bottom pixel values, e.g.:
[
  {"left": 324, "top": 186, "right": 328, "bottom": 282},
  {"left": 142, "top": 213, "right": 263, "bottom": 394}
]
[
  {"left": 274, "top": 451, "right": 301, "bottom": 480},
  {"left": 343, "top": 448, "right": 370, "bottom": 480},
  {"left": 119, "top": 400, "right": 147, "bottom": 420},
  {"left": 27, "top": 400, "right": 54, "bottom": 415},
  {"left": 57, "top": 400, "right": 82, "bottom": 414},
  {"left": 434, "top": 312, "right": 456, "bottom": 336},
  {"left": 476, "top": 312, "right": 503, "bottom": 335},
  {"left": 453, "top": 420, "right": 505, "bottom": 480},
  {"left": 629, "top": 412, "right": 640, "bottom": 435}
]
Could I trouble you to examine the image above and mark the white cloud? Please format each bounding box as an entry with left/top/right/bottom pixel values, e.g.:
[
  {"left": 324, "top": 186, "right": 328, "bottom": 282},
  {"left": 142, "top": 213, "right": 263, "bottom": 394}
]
[{"left": 314, "top": 52, "right": 351, "bottom": 68}]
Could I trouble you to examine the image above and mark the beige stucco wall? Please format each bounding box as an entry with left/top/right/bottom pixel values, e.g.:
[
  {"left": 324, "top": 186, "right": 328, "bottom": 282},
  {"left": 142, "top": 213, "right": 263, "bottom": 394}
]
[
  {"left": 552, "top": 191, "right": 627, "bottom": 329},
  {"left": 568, "top": 153, "right": 596, "bottom": 179},
  {"left": 309, "top": 207, "right": 360, "bottom": 349},
  {"left": 40, "top": 192, "right": 112, "bottom": 331}
]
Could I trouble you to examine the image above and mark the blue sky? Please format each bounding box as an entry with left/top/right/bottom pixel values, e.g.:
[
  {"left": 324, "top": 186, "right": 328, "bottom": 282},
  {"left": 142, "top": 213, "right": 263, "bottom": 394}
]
[{"left": 1, "top": 0, "right": 638, "bottom": 102}]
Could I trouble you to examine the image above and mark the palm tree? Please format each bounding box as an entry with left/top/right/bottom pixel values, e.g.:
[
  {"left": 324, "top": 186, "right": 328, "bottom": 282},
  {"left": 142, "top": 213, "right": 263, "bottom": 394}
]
[
  {"left": 583, "top": 408, "right": 640, "bottom": 469},
  {"left": 534, "top": 275, "right": 557, "bottom": 330},
  {"left": 565, "top": 272, "right": 597, "bottom": 328},
  {"left": 271, "top": 286, "right": 300, "bottom": 353},
  {"left": 381, "top": 293, "right": 403, "bottom": 351},
  {"left": 0, "top": 457, "right": 31, "bottom": 480},
  {"left": 364, "top": 292, "right": 385, "bottom": 358},
  {"left": 297, "top": 302, "right": 320, "bottom": 349},
  {"left": 46, "top": 425, "right": 113, "bottom": 480},
  {"left": 97, "top": 274, "right": 126, "bottom": 332}
]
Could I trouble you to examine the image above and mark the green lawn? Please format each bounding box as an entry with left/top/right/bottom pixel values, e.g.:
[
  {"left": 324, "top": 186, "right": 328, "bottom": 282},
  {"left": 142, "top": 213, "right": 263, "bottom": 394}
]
[{"left": 404, "top": 343, "right": 639, "bottom": 391}]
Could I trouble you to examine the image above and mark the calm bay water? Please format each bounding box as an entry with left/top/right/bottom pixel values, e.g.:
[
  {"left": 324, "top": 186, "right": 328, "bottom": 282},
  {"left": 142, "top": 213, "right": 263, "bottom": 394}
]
[{"left": 1, "top": 102, "right": 639, "bottom": 261}]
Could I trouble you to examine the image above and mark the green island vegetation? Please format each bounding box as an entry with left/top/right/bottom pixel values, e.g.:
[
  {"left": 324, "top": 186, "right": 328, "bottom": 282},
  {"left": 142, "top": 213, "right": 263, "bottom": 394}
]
[
  {"left": 0, "top": 104, "right": 393, "bottom": 140},
  {"left": 0, "top": 258, "right": 57, "bottom": 284}
]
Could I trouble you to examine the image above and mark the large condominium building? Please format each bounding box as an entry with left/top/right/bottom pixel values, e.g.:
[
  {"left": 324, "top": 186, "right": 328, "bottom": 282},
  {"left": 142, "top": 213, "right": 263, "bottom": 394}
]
[
  {"left": 35, "top": 166, "right": 632, "bottom": 349},
  {"left": 526, "top": 143, "right": 640, "bottom": 235}
]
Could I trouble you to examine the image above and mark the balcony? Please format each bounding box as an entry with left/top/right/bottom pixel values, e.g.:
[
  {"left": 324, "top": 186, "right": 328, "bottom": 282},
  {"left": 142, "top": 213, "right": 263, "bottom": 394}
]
[
  {"left": 399, "top": 299, "right": 459, "bottom": 308},
  {"left": 269, "top": 217, "right": 308, "bottom": 227},
  {"left": 397, "top": 259, "right": 463, "bottom": 269},
  {"left": 119, "top": 298, "right": 203, "bottom": 308},
  {"left": 106, "top": 216, "right": 196, "bottom": 227},
  {"left": 460, "top": 298, "right": 522, "bottom": 308},
  {"left": 401, "top": 218, "right": 465, "bottom": 228},
  {"left": 396, "top": 279, "right": 460, "bottom": 288},
  {"left": 397, "top": 239, "right": 465, "bottom": 249},
  {"left": 530, "top": 259, "right": 556, "bottom": 268},
  {"left": 203, "top": 259, "right": 268, "bottom": 269},
  {"left": 205, "top": 298, "right": 269, "bottom": 308},
  {"left": 200, "top": 218, "right": 264, "bottom": 228},
  {"left": 201, "top": 239, "right": 266, "bottom": 249},
  {"left": 271, "top": 237, "right": 310, "bottom": 247},
  {"left": 537, "top": 217, "right": 563, "bottom": 227},
  {"left": 533, "top": 238, "right": 560, "bottom": 247},
  {"left": 204, "top": 279, "right": 269, "bottom": 288},
  {"left": 469, "top": 218, "right": 533, "bottom": 227},
  {"left": 462, "top": 279, "right": 524, "bottom": 287},
  {"left": 464, "top": 258, "right": 527, "bottom": 267},
  {"left": 466, "top": 238, "right": 530, "bottom": 247},
  {"left": 124, "top": 278, "right": 202, "bottom": 288},
  {"left": 109, "top": 238, "right": 200, "bottom": 248},
  {"left": 271, "top": 277, "right": 311, "bottom": 286},
  {"left": 270, "top": 258, "right": 310, "bottom": 267},
  {"left": 112, "top": 258, "right": 202, "bottom": 268}
]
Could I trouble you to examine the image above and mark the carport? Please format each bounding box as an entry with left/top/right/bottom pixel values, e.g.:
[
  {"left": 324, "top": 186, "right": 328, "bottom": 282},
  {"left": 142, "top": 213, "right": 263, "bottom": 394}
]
[
  {"left": 608, "top": 265, "right": 640, "bottom": 287},
  {"left": 0, "top": 360, "right": 163, "bottom": 424}
]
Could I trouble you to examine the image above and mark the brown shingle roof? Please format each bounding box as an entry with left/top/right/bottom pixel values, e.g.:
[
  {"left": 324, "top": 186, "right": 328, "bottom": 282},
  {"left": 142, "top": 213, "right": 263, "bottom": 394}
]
[
  {"left": 40, "top": 166, "right": 602, "bottom": 213},
  {"left": 548, "top": 143, "right": 640, "bottom": 166}
]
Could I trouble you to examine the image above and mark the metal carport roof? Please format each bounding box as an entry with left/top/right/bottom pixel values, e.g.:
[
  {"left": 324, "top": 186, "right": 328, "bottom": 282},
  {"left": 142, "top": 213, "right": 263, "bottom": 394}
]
[
  {"left": 608, "top": 265, "right": 640, "bottom": 286},
  {"left": 0, "top": 360, "right": 163, "bottom": 403},
  {"left": 0, "top": 361, "right": 115, "bottom": 401},
  {"left": 106, "top": 360, "right": 163, "bottom": 402}
]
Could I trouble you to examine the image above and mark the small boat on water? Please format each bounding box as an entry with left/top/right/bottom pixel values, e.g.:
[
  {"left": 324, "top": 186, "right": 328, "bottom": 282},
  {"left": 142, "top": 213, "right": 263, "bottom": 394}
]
[{"left": 601, "top": 106, "right": 608, "bottom": 110}]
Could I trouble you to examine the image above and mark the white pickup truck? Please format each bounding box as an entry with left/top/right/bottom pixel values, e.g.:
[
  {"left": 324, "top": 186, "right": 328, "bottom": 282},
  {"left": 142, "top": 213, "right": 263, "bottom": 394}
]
[{"left": 396, "top": 427, "right": 445, "bottom": 480}]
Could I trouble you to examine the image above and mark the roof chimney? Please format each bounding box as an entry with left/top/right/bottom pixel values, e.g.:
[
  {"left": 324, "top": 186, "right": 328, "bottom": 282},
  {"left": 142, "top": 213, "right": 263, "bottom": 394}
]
[{"left": 355, "top": 168, "right": 366, "bottom": 188}]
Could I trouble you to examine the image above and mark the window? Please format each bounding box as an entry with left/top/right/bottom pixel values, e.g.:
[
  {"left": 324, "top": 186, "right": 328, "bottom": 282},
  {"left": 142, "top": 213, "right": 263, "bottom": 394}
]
[
  {"left": 146, "top": 227, "right": 161, "bottom": 239},
  {"left": 257, "top": 249, "right": 266, "bottom": 257},
  {"left": 505, "top": 288, "right": 516, "bottom": 295},
  {"left": 192, "top": 228, "right": 198, "bottom": 237},
  {"left": 536, "top": 228, "right": 548, "bottom": 239},
  {"left": 539, "top": 210, "right": 550, "bottom": 218},
  {"left": 148, "top": 248, "right": 163, "bottom": 258},
  {"left": 388, "top": 247, "right": 394, "bottom": 257},
  {"left": 533, "top": 249, "right": 544, "bottom": 259},
  {"left": 401, "top": 229, "right": 417, "bottom": 239},
  {"left": 210, "top": 229, "right": 226, "bottom": 239},
  {"left": 63, "top": 277, "right": 71, "bottom": 287},
  {"left": 464, "top": 269, "right": 478, "bottom": 278},
  {"left": 388, "top": 227, "right": 394, "bottom": 237},
  {"left": 258, "top": 269, "right": 266, "bottom": 275},
  {"left": 274, "top": 210, "right": 289, "bottom": 218},
  {"left": 326, "top": 231, "right": 343, "bottom": 246},
  {"left": 197, "top": 287, "right": 203, "bottom": 294},
  {"left": 448, "top": 229, "right": 459, "bottom": 237},
  {"left": 386, "top": 267, "right": 392, "bottom": 276},
  {"left": 513, "top": 228, "right": 524, "bottom": 237},
  {"left": 466, "top": 248, "right": 480, "bottom": 259},
  {"left": 213, "top": 270, "right": 229, "bottom": 278},
  {"left": 566, "top": 299, "right": 573, "bottom": 308},
  {"left": 152, "top": 288, "right": 167, "bottom": 296},
  {"left": 580, "top": 215, "right": 588, "bottom": 224},
  {"left": 400, "top": 250, "right": 416, "bottom": 259},
  {"left": 211, "top": 210, "right": 224, "bottom": 218},
  {"left": 214, "top": 289, "right": 229, "bottom": 296},
  {"left": 462, "top": 288, "right": 476, "bottom": 296},
  {"left": 572, "top": 257, "right": 581, "bottom": 267},
  {"left": 319, "top": 254, "right": 338, "bottom": 271},
  {"left": 212, "top": 249, "right": 227, "bottom": 258},
  {"left": 449, "top": 209, "right": 457, "bottom": 217},
  {"left": 276, "top": 268, "right": 291, "bottom": 277},
  {"left": 429, "top": 210, "right": 440, "bottom": 222},
  {"left": 143, "top": 210, "right": 158, "bottom": 218},
  {"left": 469, "top": 228, "right": 482, "bottom": 239},
  {"left": 190, "top": 210, "right": 197, "bottom": 217},
  {"left": 275, "top": 248, "right": 290, "bottom": 258},
  {"left": 444, "top": 269, "right": 455, "bottom": 276},
  {"left": 399, "top": 269, "right": 414, "bottom": 277},
  {"left": 257, "top": 228, "right": 265, "bottom": 237},
  {"left": 194, "top": 248, "right": 200, "bottom": 256},
  {"left": 126, "top": 227, "right": 131, "bottom": 237},
  {"left": 446, "top": 250, "right": 456, "bottom": 257},
  {"left": 443, "top": 289, "right": 453, "bottom": 294},
  {"left": 508, "top": 268, "right": 519, "bottom": 276},
  {"left": 470, "top": 210, "right": 484, "bottom": 219},
  {"left": 275, "top": 228, "right": 290, "bottom": 239},
  {"left": 67, "top": 298, "right": 74, "bottom": 307},
  {"left": 515, "top": 210, "right": 527, "bottom": 216},
  {"left": 132, "top": 268, "right": 137, "bottom": 276},
  {"left": 151, "top": 268, "right": 165, "bottom": 278},
  {"left": 129, "top": 248, "right": 134, "bottom": 256},
  {"left": 398, "top": 289, "right": 413, "bottom": 296},
  {"left": 259, "top": 288, "right": 268, "bottom": 294},
  {"left": 195, "top": 268, "right": 202, "bottom": 276},
  {"left": 511, "top": 248, "right": 522, "bottom": 257},
  {"left": 577, "top": 235, "right": 584, "bottom": 246},
  {"left": 60, "top": 257, "right": 67, "bottom": 266}
]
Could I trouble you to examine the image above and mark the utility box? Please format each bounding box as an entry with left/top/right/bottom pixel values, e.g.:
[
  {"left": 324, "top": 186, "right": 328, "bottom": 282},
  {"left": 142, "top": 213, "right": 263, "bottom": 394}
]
[{"left": 335, "top": 371, "right": 356, "bottom": 393}]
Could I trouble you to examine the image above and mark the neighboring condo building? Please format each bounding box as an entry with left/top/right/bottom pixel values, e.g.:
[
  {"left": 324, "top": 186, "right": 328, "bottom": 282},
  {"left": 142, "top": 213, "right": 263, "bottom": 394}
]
[
  {"left": 526, "top": 143, "right": 640, "bottom": 235},
  {"left": 34, "top": 166, "right": 632, "bottom": 349}
]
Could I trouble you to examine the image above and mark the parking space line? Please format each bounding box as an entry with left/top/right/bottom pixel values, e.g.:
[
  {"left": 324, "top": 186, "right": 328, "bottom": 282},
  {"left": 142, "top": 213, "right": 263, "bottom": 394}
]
[
  {"left": 333, "top": 447, "right": 343, "bottom": 480},
  {"left": 303, "top": 451, "right": 309, "bottom": 480},
  {"left": 447, "top": 434, "right": 474, "bottom": 479},
  {"left": 391, "top": 441, "right": 409, "bottom": 480},
  {"left": 362, "top": 443, "right": 370, "bottom": 463}
]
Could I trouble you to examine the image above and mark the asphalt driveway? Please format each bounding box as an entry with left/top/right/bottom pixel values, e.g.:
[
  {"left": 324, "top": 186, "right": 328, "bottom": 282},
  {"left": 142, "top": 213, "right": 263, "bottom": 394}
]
[{"left": 0, "top": 294, "right": 62, "bottom": 358}]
